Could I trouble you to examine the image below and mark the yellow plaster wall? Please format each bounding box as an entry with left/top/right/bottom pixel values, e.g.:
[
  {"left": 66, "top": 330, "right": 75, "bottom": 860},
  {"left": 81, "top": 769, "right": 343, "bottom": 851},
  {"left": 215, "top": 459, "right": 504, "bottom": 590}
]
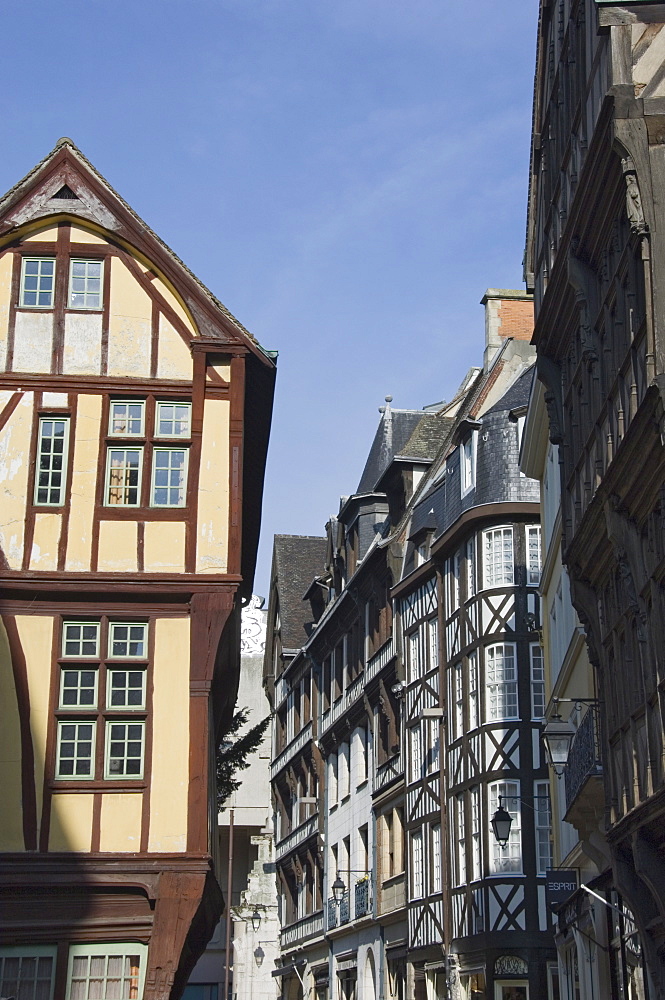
[
  {"left": 13, "top": 312, "right": 53, "bottom": 374},
  {"left": 48, "top": 793, "right": 94, "bottom": 852},
  {"left": 153, "top": 277, "right": 197, "bottom": 336},
  {"left": 208, "top": 361, "right": 231, "bottom": 382},
  {"left": 157, "top": 314, "right": 192, "bottom": 381},
  {"left": 97, "top": 521, "right": 138, "bottom": 572},
  {"left": 66, "top": 394, "right": 102, "bottom": 572},
  {"left": 0, "top": 619, "right": 25, "bottom": 851},
  {"left": 63, "top": 313, "right": 103, "bottom": 375},
  {"left": 144, "top": 521, "right": 186, "bottom": 573},
  {"left": 70, "top": 224, "right": 108, "bottom": 246},
  {"left": 148, "top": 617, "right": 190, "bottom": 852},
  {"left": 24, "top": 225, "right": 60, "bottom": 242},
  {"left": 196, "top": 398, "right": 230, "bottom": 574},
  {"left": 107, "top": 258, "right": 152, "bottom": 378},
  {"left": 99, "top": 793, "right": 143, "bottom": 852},
  {"left": 0, "top": 253, "right": 14, "bottom": 371},
  {"left": 29, "top": 513, "right": 62, "bottom": 571},
  {"left": 15, "top": 615, "right": 54, "bottom": 837},
  {"left": 0, "top": 392, "right": 33, "bottom": 569}
]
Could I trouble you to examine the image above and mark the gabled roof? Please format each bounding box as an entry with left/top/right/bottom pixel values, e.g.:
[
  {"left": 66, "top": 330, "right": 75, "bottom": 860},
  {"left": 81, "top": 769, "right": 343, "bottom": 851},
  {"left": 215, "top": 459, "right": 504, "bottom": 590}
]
[
  {"left": 0, "top": 138, "right": 274, "bottom": 364},
  {"left": 271, "top": 535, "right": 327, "bottom": 651}
]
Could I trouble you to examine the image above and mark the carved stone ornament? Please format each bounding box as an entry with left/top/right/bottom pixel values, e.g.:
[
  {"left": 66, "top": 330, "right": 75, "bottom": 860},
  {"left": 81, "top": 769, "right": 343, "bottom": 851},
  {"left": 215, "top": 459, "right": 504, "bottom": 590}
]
[
  {"left": 241, "top": 594, "right": 267, "bottom": 654},
  {"left": 621, "top": 158, "right": 648, "bottom": 235},
  {"left": 494, "top": 956, "right": 528, "bottom": 977}
]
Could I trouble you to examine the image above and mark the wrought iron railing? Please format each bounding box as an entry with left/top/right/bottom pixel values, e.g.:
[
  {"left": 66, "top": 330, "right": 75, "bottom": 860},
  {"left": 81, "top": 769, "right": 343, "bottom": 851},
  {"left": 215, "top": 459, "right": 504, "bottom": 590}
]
[
  {"left": 365, "top": 636, "right": 395, "bottom": 682},
  {"left": 327, "top": 897, "right": 338, "bottom": 930},
  {"left": 564, "top": 704, "right": 603, "bottom": 808},
  {"left": 339, "top": 893, "right": 350, "bottom": 924},
  {"left": 354, "top": 877, "right": 371, "bottom": 918}
]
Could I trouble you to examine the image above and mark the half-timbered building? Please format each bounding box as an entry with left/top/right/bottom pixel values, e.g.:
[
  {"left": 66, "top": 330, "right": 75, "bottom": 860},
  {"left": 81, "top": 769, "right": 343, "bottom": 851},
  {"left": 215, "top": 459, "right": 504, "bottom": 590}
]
[
  {"left": 392, "top": 293, "right": 556, "bottom": 1000},
  {"left": 0, "top": 139, "right": 276, "bottom": 999},
  {"left": 525, "top": 1, "right": 665, "bottom": 995}
]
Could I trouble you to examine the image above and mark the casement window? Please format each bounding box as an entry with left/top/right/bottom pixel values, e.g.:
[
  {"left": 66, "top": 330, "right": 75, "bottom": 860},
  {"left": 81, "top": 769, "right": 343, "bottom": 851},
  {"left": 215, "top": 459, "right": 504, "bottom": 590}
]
[
  {"left": 454, "top": 663, "right": 463, "bottom": 738},
  {"left": 431, "top": 823, "right": 442, "bottom": 893},
  {"left": 409, "top": 724, "right": 423, "bottom": 783},
  {"left": 0, "top": 946, "right": 57, "bottom": 1000},
  {"left": 328, "top": 751, "right": 338, "bottom": 806},
  {"left": 534, "top": 780, "right": 553, "bottom": 874},
  {"left": 427, "top": 617, "right": 438, "bottom": 672},
  {"left": 466, "top": 536, "right": 476, "bottom": 597},
  {"left": 35, "top": 416, "right": 70, "bottom": 506},
  {"left": 530, "top": 643, "right": 545, "bottom": 720},
  {"left": 488, "top": 782, "right": 522, "bottom": 874},
  {"left": 55, "top": 619, "right": 148, "bottom": 782},
  {"left": 485, "top": 643, "right": 518, "bottom": 722},
  {"left": 411, "top": 830, "right": 424, "bottom": 898},
  {"left": 104, "top": 397, "right": 191, "bottom": 508},
  {"left": 456, "top": 793, "right": 467, "bottom": 885},
  {"left": 461, "top": 431, "right": 477, "bottom": 496},
  {"left": 426, "top": 718, "right": 440, "bottom": 774},
  {"left": 483, "top": 526, "right": 514, "bottom": 588},
  {"left": 68, "top": 259, "right": 103, "bottom": 309},
  {"left": 445, "top": 554, "right": 460, "bottom": 617},
  {"left": 66, "top": 943, "right": 147, "bottom": 1000},
  {"left": 468, "top": 651, "right": 479, "bottom": 730},
  {"left": 527, "top": 524, "right": 542, "bottom": 585},
  {"left": 470, "top": 785, "right": 481, "bottom": 880},
  {"left": 338, "top": 742, "right": 350, "bottom": 800},
  {"left": 20, "top": 257, "right": 55, "bottom": 308},
  {"left": 408, "top": 630, "right": 421, "bottom": 682}
]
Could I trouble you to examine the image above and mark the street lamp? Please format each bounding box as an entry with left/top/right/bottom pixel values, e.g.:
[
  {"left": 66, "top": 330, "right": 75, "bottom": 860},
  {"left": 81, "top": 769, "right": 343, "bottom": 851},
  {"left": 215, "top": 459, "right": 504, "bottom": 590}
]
[
  {"left": 541, "top": 698, "right": 598, "bottom": 777},
  {"left": 490, "top": 797, "right": 513, "bottom": 847},
  {"left": 251, "top": 908, "right": 262, "bottom": 932},
  {"left": 332, "top": 873, "right": 346, "bottom": 904}
]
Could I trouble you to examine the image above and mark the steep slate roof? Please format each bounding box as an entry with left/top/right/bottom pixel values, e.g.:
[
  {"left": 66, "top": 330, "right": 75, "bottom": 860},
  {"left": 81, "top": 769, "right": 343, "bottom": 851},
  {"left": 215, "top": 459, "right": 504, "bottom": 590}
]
[
  {"left": 273, "top": 535, "right": 327, "bottom": 651},
  {"left": 357, "top": 408, "right": 442, "bottom": 493}
]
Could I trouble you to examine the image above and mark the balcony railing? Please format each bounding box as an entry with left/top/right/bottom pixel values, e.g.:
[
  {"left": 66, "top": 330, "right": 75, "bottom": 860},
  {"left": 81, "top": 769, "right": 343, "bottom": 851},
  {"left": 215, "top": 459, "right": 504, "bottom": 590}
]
[
  {"left": 365, "top": 636, "right": 395, "bottom": 683},
  {"left": 271, "top": 720, "right": 313, "bottom": 778},
  {"left": 339, "top": 893, "right": 350, "bottom": 924},
  {"left": 374, "top": 751, "right": 404, "bottom": 794},
  {"left": 320, "top": 673, "right": 365, "bottom": 736},
  {"left": 564, "top": 705, "right": 603, "bottom": 808},
  {"left": 354, "top": 877, "right": 372, "bottom": 918},
  {"left": 280, "top": 909, "right": 324, "bottom": 947},
  {"left": 276, "top": 812, "right": 319, "bottom": 860}
]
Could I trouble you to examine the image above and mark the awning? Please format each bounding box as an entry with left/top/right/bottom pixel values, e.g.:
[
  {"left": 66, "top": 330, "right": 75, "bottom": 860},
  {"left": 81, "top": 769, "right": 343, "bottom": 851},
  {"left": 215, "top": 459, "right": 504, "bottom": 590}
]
[{"left": 272, "top": 962, "right": 306, "bottom": 978}]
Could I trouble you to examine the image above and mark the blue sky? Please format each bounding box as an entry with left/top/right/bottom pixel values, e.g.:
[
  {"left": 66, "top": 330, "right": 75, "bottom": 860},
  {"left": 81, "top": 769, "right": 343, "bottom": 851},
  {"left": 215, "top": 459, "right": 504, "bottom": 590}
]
[{"left": 1, "top": 1, "right": 538, "bottom": 595}]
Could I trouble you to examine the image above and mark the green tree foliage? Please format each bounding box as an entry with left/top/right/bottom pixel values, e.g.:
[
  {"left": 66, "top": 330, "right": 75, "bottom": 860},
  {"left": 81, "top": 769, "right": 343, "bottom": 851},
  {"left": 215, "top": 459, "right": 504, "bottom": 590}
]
[{"left": 216, "top": 707, "right": 271, "bottom": 809}]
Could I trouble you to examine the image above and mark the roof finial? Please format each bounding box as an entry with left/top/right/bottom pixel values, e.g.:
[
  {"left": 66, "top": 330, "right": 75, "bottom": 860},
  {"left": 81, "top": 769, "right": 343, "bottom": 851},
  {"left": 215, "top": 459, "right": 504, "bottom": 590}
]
[{"left": 379, "top": 394, "right": 393, "bottom": 415}]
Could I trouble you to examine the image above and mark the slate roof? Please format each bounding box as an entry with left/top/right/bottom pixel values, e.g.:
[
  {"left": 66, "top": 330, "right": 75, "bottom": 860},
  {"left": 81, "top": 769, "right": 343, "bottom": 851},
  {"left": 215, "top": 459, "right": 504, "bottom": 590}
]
[
  {"left": 272, "top": 535, "right": 326, "bottom": 650},
  {"left": 357, "top": 409, "right": 444, "bottom": 494}
]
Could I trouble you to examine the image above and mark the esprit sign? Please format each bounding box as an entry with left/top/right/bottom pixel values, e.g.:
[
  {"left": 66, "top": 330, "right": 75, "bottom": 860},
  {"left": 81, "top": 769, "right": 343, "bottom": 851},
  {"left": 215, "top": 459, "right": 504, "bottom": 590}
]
[{"left": 545, "top": 869, "right": 578, "bottom": 909}]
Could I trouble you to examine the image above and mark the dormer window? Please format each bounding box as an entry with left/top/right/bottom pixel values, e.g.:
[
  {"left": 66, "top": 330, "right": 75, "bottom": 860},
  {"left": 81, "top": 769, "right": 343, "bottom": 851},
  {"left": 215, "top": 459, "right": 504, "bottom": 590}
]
[{"left": 461, "top": 431, "right": 477, "bottom": 496}]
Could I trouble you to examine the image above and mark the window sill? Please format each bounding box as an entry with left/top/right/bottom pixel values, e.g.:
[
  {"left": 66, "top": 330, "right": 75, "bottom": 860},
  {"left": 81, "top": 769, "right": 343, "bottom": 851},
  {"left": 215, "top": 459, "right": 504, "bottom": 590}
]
[
  {"left": 340, "top": 794, "right": 350, "bottom": 805},
  {"left": 356, "top": 779, "right": 369, "bottom": 791}
]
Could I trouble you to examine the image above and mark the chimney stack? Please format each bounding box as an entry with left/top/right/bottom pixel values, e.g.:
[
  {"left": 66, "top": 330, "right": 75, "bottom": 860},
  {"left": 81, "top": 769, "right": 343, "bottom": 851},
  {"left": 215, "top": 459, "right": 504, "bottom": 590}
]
[{"left": 481, "top": 289, "right": 534, "bottom": 371}]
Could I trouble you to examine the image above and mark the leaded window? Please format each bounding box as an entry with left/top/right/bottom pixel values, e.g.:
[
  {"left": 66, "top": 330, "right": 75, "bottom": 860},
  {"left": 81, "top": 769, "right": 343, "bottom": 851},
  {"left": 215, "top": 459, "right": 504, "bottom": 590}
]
[
  {"left": 483, "top": 526, "right": 514, "bottom": 588},
  {"left": 485, "top": 643, "right": 518, "bottom": 721},
  {"left": 489, "top": 782, "right": 522, "bottom": 874},
  {"left": 530, "top": 643, "right": 545, "bottom": 719}
]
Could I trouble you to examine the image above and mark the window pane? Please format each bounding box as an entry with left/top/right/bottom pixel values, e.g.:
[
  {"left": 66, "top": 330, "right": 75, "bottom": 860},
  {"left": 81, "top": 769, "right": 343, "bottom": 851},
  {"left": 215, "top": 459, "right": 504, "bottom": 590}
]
[
  {"left": 106, "top": 449, "right": 142, "bottom": 505},
  {"left": 35, "top": 417, "right": 69, "bottom": 505},
  {"left": 105, "top": 721, "right": 145, "bottom": 778},
  {"left": 109, "top": 623, "right": 147, "bottom": 658},
  {"left": 107, "top": 668, "right": 146, "bottom": 710},
  {"left": 151, "top": 449, "right": 187, "bottom": 506},
  {"left": 20, "top": 258, "right": 55, "bottom": 308},
  {"left": 68, "top": 259, "right": 104, "bottom": 310},
  {"left": 60, "top": 667, "right": 98, "bottom": 708},
  {"left": 156, "top": 402, "right": 191, "bottom": 437},
  {"left": 109, "top": 401, "right": 145, "bottom": 436},
  {"left": 484, "top": 526, "right": 514, "bottom": 588},
  {"left": 62, "top": 622, "right": 100, "bottom": 658},
  {"left": 56, "top": 722, "right": 95, "bottom": 779}
]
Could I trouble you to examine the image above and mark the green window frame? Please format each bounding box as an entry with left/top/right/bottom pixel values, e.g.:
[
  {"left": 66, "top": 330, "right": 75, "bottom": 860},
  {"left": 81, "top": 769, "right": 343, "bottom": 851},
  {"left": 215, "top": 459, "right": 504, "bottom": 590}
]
[
  {"left": 20, "top": 257, "right": 55, "bottom": 308},
  {"left": 56, "top": 720, "right": 96, "bottom": 779},
  {"left": 107, "top": 667, "right": 146, "bottom": 710},
  {"left": 35, "top": 416, "right": 69, "bottom": 506},
  {"left": 0, "top": 946, "right": 57, "bottom": 1000},
  {"left": 109, "top": 622, "right": 147, "bottom": 659},
  {"left": 62, "top": 622, "right": 100, "bottom": 658},
  {"left": 109, "top": 400, "right": 145, "bottom": 437},
  {"left": 151, "top": 448, "right": 188, "bottom": 507},
  {"left": 68, "top": 258, "right": 103, "bottom": 310},
  {"left": 66, "top": 944, "right": 147, "bottom": 1000},
  {"left": 105, "top": 720, "right": 145, "bottom": 779},
  {"left": 59, "top": 666, "right": 98, "bottom": 709},
  {"left": 155, "top": 401, "right": 192, "bottom": 438},
  {"left": 105, "top": 447, "right": 143, "bottom": 506}
]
